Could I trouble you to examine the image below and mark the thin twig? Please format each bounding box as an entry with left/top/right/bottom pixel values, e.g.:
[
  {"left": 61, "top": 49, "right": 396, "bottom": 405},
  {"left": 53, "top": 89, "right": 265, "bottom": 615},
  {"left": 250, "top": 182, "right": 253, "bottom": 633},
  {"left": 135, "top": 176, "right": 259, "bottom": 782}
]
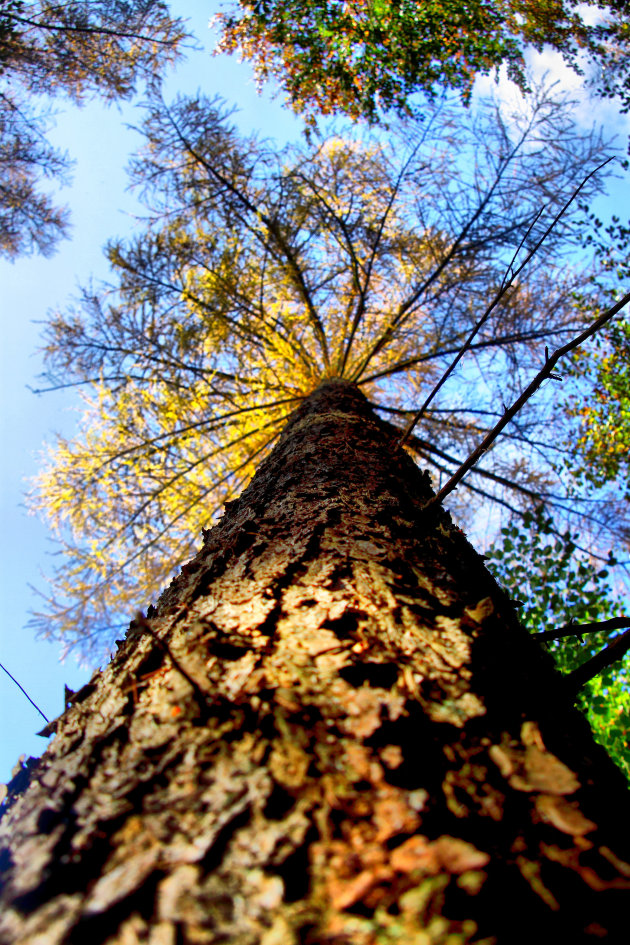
[
  {"left": 398, "top": 156, "right": 614, "bottom": 448},
  {"left": 0, "top": 661, "right": 49, "bottom": 724},
  {"left": 359, "top": 325, "right": 582, "bottom": 386},
  {"left": 4, "top": 11, "right": 181, "bottom": 46},
  {"left": 537, "top": 616, "right": 630, "bottom": 642},
  {"left": 421, "top": 289, "right": 630, "bottom": 512},
  {"left": 565, "top": 627, "right": 630, "bottom": 691}
]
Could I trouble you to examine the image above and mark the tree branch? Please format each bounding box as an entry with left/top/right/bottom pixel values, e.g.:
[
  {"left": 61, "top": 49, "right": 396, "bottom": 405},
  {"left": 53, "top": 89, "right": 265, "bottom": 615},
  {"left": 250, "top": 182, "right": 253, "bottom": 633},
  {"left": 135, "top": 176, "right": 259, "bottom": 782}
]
[
  {"left": 3, "top": 11, "right": 181, "bottom": 47},
  {"left": 0, "top": 661, "right": 49, "bottom": 724},
  {"left": 537, "top": 616, "right": 630, "bottom": 642},
  {"left": 351, "top": 120, "right": 551, "bottom": 380},
  {"left": 128, "top": 613, "right": 211, "bottom": 712},
  {"left": 357, "top": 325, "right": 580, "bottom": 385},
  {"left": 565, "top": 628, "right": 630, "bottom": 691},
  {"left": 421, "top": 289, "right": 630, "bottom": 512},
  {"left": 161, "top": 105, "right": 331, "bottom": 369}
]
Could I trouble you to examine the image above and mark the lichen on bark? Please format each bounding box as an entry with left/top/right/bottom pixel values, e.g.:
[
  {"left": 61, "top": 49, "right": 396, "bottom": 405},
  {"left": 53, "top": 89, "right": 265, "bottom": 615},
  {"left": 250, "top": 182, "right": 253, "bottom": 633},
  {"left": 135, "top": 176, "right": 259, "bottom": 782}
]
[{"left": 1, "top": 379, "right": 630, "bottom": 944}]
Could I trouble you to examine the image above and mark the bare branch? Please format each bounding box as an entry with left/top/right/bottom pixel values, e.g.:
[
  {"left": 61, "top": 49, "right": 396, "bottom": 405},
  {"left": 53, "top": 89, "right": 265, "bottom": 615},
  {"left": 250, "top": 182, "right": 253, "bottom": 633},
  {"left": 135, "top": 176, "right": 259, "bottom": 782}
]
[
  {"left": 358, "top": 326, "right": 580, "bottom": 385},
  {"left": 0, "top": 661, "right": 49, "bottom": 724},
  {"left": 160, "top": 104, "right": 332, "bottom": 369},
  {"left": 128, "top": 613, "right": 211, "bottom": 712},
  {"left": 338, "top": 138, "right": 430, "bottom": 376},
  {"left": 4, "top": 11, "right": 182, "bottom": 47},
  {"left": 350, "top": 123, "right": 543, "bottom": 380},
  {"left": 422, "top": 289, "right": 630, "bottom": 512}
]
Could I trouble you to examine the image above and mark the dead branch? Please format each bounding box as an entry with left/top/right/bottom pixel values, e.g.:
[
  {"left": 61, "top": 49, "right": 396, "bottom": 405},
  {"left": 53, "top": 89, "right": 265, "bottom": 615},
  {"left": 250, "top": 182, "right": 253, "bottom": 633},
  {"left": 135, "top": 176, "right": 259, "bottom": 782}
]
[
  {"left": 421, "top": 288, "right": 630, "bottom": 512},
  {"left": 129, "top": 612, "right": 210, "bottom": 711}
]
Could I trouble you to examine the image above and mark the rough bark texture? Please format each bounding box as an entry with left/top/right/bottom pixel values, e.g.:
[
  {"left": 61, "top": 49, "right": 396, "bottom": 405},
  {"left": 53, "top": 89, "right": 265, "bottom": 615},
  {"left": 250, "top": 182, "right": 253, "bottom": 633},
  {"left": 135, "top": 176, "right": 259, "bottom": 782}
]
[{"left": 2, "top": 379, "right": 630, "bottom": 944}]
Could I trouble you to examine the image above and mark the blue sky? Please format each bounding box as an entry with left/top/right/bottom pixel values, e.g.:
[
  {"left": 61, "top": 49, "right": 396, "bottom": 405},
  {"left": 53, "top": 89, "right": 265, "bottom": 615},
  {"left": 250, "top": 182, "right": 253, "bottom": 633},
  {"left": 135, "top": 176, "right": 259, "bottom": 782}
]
[{"left": 0, "top": 3, "right": 628, "bottom": 784}]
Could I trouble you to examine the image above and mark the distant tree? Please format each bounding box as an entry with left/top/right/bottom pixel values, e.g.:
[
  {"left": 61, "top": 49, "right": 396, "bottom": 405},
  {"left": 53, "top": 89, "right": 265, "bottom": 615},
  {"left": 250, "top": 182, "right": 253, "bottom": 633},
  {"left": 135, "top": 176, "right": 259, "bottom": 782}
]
[
  {"left": 0, "top": 0, "right": 187, "bottom": 259},
  {"left": 214, "top": 0, "right": 630, "bottom": 123},
  {"left": 29, "top": 86, "right": 627, "bottom": 662},
  {"left": 486, "top": 507, "right": 629, "bottom": 781}
]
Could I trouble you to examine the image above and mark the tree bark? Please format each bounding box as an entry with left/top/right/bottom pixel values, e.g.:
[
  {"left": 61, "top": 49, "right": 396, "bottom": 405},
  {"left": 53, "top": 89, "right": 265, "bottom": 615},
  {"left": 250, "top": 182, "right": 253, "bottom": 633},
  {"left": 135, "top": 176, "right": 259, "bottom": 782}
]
[{"left": 2, "top": 379, "right": 630, "bottom": 944}]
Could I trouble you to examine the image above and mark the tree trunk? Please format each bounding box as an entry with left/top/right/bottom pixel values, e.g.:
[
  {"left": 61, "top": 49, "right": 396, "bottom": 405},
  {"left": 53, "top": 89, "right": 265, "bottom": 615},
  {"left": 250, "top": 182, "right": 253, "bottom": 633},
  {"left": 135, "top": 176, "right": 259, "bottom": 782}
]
[{"left": 2, "top": 379, "right": 629, "bottom": 944}]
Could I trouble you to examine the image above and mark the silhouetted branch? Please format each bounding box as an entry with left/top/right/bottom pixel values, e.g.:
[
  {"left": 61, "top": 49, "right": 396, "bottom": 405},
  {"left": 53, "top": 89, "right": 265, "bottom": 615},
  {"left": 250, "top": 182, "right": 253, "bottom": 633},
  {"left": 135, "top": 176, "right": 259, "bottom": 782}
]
[
  {"left": 565, "top": 628, "right": 630, "bottom": 691},
  {"left": 537, "top": 616, "right": 630, "bottom": 642},
  {"left": 4, "top": 11, "right": 181, "bottom": 46},
  {"left": 359, "top": 326, "right": 580, "bottom": 385},
  {"left": 0, "top": 661, "right": 49, "bottom": 724},
  {"left": 352, "top": 125, "right": 538, "bottom": 380},
  {"left": 422, "top": 288, "right": 630, "bottom": 512},
  {"left": 161, "top": 103, "right": 331, "bottom": 369}
]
